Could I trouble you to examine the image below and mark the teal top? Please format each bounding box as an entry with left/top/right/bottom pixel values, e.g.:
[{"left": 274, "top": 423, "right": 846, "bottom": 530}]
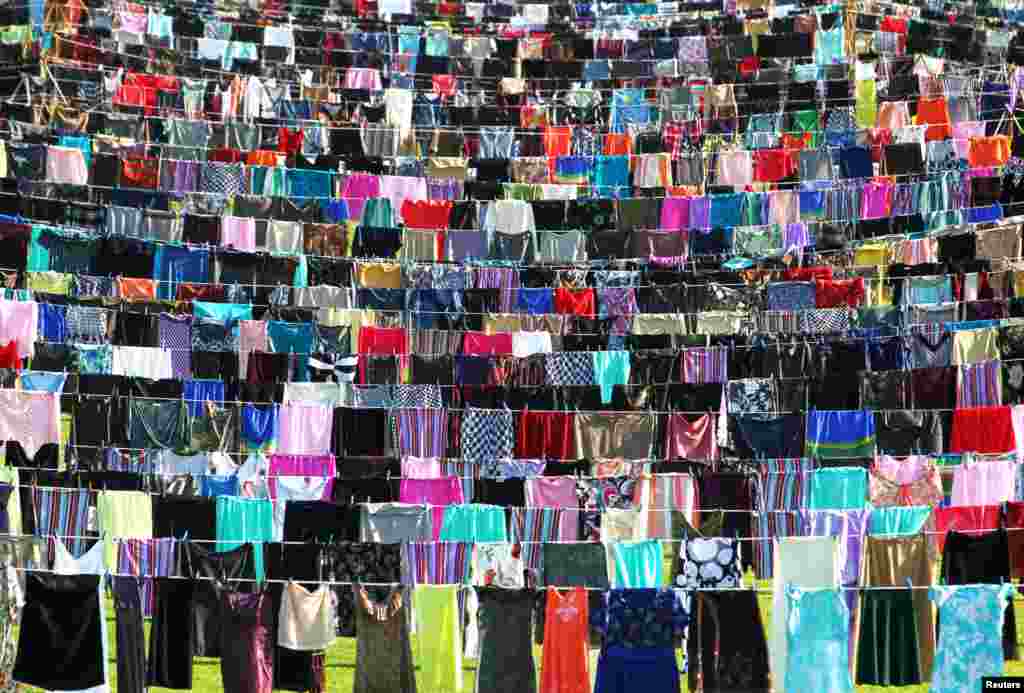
[
  {"left": 808, "top": 467, "right": 869, "bottom": 510},
  {"left": 215, "top": 496, "right": 273, "bottom": 582},
  {"left": 609, "top": 540, "right": 663, "bottom": 588},
  {"left": 438, "top": 504, "right": 508, "bottom": 543}
]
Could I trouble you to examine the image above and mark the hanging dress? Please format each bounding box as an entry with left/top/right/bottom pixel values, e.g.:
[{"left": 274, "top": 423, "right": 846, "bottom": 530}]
[
  {"left": 941, "top": 529, "right": 1018, "bottom": 660},
  {"left": 354, "top": 587, "right": 417, "bottom": 693},
  {"left": 51, "top": 537, "right": 111, "bottom": 693},
  {"left": 475, "top": 588, "right": 537, "bottom": 693},
  {"left": 685, "top": 590, "right": 770, "bottom": 692},
  {"left": 594, "top": 588, "right": 690, "bottom": 693},
  {"left": 930, "top": 584, "right": 1015, "bottom": 692},
  {"left": 219, "top": 587, "right": 273, "bottom": 693},
  {"left": 771, "top": 536, "right": 839, "bottom": 687},
  {"left": 540, "top": 586, "right": 590, "bottom": 693},
  {"left": 784, "top": 587, "right": 854, "bottom": 693},
  {"left": 414, "top": 584, "right": 463, "bottom": 693}
]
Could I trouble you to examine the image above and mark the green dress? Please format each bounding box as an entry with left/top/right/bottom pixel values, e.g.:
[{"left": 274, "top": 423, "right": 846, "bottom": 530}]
[
  {"left": 415, "top": 585, "right": 463, "bottom": 693},
  {"left": 354, "top": 587, "right": 417, "bottom": 693}
]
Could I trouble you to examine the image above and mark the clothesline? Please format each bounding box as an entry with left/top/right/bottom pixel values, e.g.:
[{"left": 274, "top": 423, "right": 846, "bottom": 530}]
[
  {"left": 55, "top": 0, "right": 1008, "bottom": 31},
  {"left": 32, "top": 389, "right": 1010, "bottom": 415},
  {"left": 13, "top": 81, "right": 1023, "bottom": 145},
  {"left": 21, "top": 301, "right": 1019, "bottom": 330},
  {"left": 6, "top": 566, "right": 1020, "bottom": 591},
  {"left": 6, "top": 157, "right": 1005, "bottom": 201},
  {"left": 55, "top": 442, "right": 984, "bottom": 464},
  {"left": 18, "top": 213, "right": 1024, "bottom": 281},
  {"left": 24, "top": 99, "right": 1024, "bottom": 144},
  {"left": 5, "top": 178, "right": 1010, "bottom": 229},
  {"left": 45, "top": 35, "right": 834, "bottom": 87},
  {"left": 13, "top": 118, "right": 1024, "bottom": 172},
  {"left": 8, "top": 250, "right": 1023, "bottom": 301},
  {"left": 30, "top": 525, "right": 1024, "bottom": 544},
  {"left": 9, "top": 473, "right": 1017, "bottom": 498},
  {"left": 0, "top": 215, "right": 990, "bottom": 267},
  {"left": 40, "top": 56, "right": 1008, "bottom": 102},
  {"left": 42, "top": 4, "right": 1004, "bottom": 52},
  {"left": 29, "top": 332, "right": 1024, "bottom": 354},
  {"left": 43, "top": 34, "right": 1015, "bottom": 98},
  {"left": 1, "top": 564, "right": 960, "bottom": 591}
]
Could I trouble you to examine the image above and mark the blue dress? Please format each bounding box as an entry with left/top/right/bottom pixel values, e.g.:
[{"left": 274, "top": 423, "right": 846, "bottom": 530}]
[
  {"left": 785, "top": 587, "right": 854, "bottom": 693},
  {"left": 930, "top": 584, "right": 1015, "bottom": 693},
  {"left": 594, "top": 589, "right": 690, "bottom": 693}
]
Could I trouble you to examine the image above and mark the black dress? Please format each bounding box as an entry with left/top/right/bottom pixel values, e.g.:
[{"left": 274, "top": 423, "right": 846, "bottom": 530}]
[
  {"left": 12, "top": 574, "right": 105, "bottom": 691},
  {"left": 685, "top": 590, "right": 770, "bottom": 692},
  {"left": 146, "top": 576, "right": 195, "bottom": 689},
  {"left": 183, "top": 542, "right": 257, "bottom": 657},
  {"left": 475, "top": 588, "right": 538, "bottom": 693},
  {"left": 113, "top": 576, "right": 146, "bottom": 693}
]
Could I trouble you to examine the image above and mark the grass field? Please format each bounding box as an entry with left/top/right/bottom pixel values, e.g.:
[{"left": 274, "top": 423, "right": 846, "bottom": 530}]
[{"left": 18, "top": 581, "right": 1024, "bottom": 692}]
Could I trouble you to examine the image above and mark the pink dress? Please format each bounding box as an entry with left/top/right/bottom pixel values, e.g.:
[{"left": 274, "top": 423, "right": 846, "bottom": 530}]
[
  {"left": 0, "top": 299, "right": 37, "bottom": 358},
  {"left": 0, "top": 390, "right": 59, "bottom": 458},
  {"left": 277, "top": 404, "right": 333, "bottom": 455},
  {"left": 268, "top": 453, "right": 337, "bottom": 498},
  {"left": 664, "top": 413, "right": 718, "bottom": 460},
  {"left": 221, "top": 216, "right": 257, "bottom": 251},
  {"left": 659, "top": 197, "right": 690, "bottom": 230},
  {"left": 399, "top": 478, "right": 464, "bottom": 540},
  {"left": 525, "top": 477, "right": 579, "bottom": 541},
  {"left": 950, "top": 457, "right": 1017, "bottom": 507},
  {"left": 340, "top": 173, "right": 381, "bottom": 221}
]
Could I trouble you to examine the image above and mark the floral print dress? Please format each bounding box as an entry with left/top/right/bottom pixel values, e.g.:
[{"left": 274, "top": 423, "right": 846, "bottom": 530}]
[
  {"left": 593, "top": 588, "right": 691, "bottom": 693},
  {"left": 929, "top": 584, "right": 1015, "bottom": 693}
]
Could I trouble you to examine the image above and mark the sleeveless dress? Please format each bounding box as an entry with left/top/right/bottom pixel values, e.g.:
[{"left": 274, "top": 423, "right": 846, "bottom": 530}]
[
  {"left": 784, "top": 587, "right": 853, "bottom": 693},
  {"left": 354, "top": 587, "right": 416, "bottom": 693},
  {"left": 930, "top": 584, "right": 1015, "bottom": 692},
  {"left": 219, "top": 588, "right": 273, "bottom": 693},
  {"left": 540, "top": 586, "right": 590, "bottom": 693},
  {"left": 52, "top": 537, "right": 111, "bottom": 693}
]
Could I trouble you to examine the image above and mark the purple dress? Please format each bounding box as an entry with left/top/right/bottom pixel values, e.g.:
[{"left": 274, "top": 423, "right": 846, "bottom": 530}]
[{"left": 219, "top": 589, "right": 273, "bottom": 693}]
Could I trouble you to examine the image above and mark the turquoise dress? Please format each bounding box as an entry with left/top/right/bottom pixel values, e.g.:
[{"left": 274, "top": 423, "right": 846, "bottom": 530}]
[
  {"left": 609, "top": 540, "right": 663, "bottom": 588},
  {"left": 869, "top": 506, "right": 932, "bottom": 535},
  {"left": 930, "top": 584, "right": 1015, "bottom": 693},
  {"left": 785, "top": 587, "right": 854, "bottom": 693},
  {"left": 216, "top": 497, "right": 274, "bottom": 581},
  {"left": 438, "top": 504, "right": 508, "bottom": 542},
  {"left": 592, "top": 351, "right": 630, "bottom": 404}
]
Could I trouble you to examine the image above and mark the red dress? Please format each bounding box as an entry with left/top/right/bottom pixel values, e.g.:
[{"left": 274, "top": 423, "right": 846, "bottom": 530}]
[{"left": 541, "top": 586, "right": 591, "bottom": 693}]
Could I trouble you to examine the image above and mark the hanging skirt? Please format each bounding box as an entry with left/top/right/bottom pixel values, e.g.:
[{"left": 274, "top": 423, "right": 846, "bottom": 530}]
[{"left": 856, "top": 590, "right": 922, "bottom": 686}]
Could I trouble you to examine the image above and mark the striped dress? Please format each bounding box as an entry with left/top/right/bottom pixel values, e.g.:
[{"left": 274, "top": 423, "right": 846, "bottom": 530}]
[
  {"left": 116, "top": 537, "right": 178, "bottom": 617},
  {"left": 753, "top": 459, "right": 812, "bottom": 579}
]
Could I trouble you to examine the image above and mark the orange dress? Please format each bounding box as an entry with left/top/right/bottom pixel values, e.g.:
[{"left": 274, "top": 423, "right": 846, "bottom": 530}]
[{"left": 540, "top": 586, "right": 591, "bottom": 693}]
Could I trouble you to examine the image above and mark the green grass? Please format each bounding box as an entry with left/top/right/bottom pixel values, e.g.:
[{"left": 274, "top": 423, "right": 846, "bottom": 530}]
[{"left": 18, "top": 583, "right": 1024, "bottom": 692}]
